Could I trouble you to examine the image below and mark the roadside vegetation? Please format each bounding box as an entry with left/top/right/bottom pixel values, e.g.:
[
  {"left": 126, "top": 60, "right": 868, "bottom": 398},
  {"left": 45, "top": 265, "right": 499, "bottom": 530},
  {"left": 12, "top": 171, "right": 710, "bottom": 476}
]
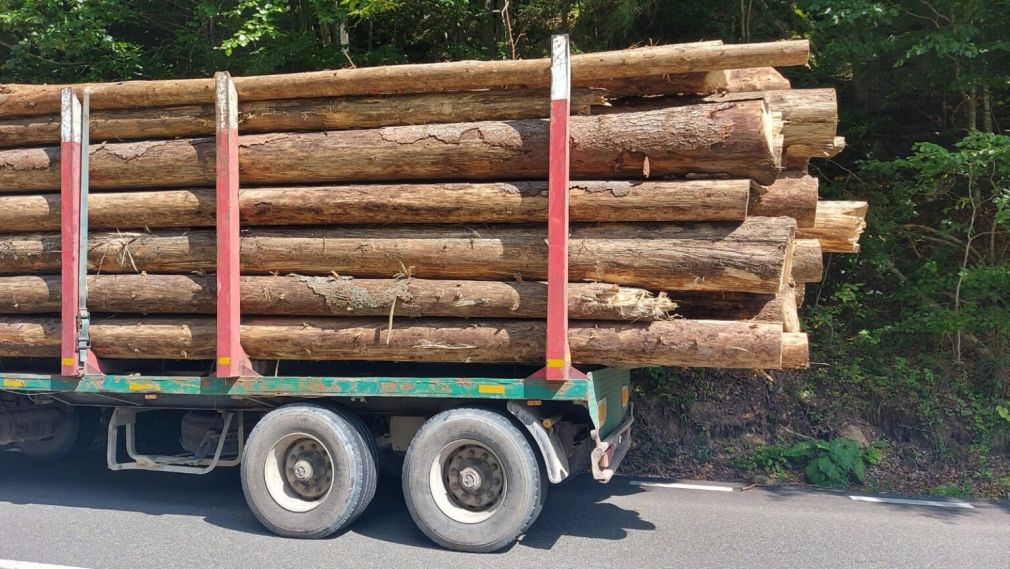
[{"left": 2, "top": 0, "right": 1007, "bottom": 495}]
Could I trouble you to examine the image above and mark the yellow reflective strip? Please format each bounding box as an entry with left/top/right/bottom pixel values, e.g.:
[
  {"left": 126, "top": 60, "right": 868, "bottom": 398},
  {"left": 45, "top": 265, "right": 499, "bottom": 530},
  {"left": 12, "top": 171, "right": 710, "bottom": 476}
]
[
  {"left": 128, "top": 382, "right": 160, "bottom": 392},
  {"left": 621, "top": 385, "right": 630, "bottom": 408},
  {"left": 3, "top": 378, "right": 25, "bottom": 388},
  {"left": 61, "top": 357, "right": 75, "bottom": 366},
  {"left": 597, "top": 400, "right": 607, "bottom": 425},
  {"left": 546, "top": 358, "right": 566, "bottom": 368},
  {"left": 478, "top": 384, "right": 506, "bottom": 395},
  {"left": 217, "top": 356, "right": 232, "bottom": 365}
]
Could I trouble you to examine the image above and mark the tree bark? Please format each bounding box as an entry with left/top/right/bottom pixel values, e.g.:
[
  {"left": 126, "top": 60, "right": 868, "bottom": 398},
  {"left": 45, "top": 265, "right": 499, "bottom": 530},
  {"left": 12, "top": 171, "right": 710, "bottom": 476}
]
[
  {"left": 0, "top": 40, "right": 809, "bottom": 117},
  {"left": 0, "top": 218, "right": 795, "bottom": 294},
  {"left": 589, "top": 71, "right": 728, "bottom": 97},
  {"left": 791, "top": 238, "right": 823, "bottom": 283},
  {"left": 0, "top": 274, "right": 679, "bottom": 321},
  {"left": 0, "top": 102, "right": 783, "bottom": 191},
  {"left": 748, "top": 172, "right": 818, "bottom": 226},
  {"left": 0, "top": 179, "right": 752, "bottom": 232},
  {"left": 725, "top": 67, "right": 791, "bottom": 92},
  {"left": 0, "top": 89, "right": 604, "bottom": 148},
  {"left": 797, "top": 200, "right": 868, "bottom": 253},
  {"left": 0, "top": 316, "right": 787, "bottom": 369}
]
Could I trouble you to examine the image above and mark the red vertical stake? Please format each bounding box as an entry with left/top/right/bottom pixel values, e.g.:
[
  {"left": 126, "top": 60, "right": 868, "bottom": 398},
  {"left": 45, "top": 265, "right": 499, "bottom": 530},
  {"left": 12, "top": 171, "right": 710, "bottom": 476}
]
[
  {"left": 59, "top": 89, "right": 83, "bottom": 377},
  {"left": 215, "top": 72, "right": 257, "bottom": 379},
  {"left": 539, "top": 34, "right": 585, "bottom": 382}
]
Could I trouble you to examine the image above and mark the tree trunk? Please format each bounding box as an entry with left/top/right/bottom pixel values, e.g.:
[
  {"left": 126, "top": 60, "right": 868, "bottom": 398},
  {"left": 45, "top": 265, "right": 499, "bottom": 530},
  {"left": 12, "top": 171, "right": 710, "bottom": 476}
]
[
  {"left": 0, "top": 274, "right": 680, "bottom": 321},
  {"left": 0, "top": 40, "right": 810, "bottom": 117},
  {"left": 0, "top": 218, "right": 795, "bottom": 294},
  {"left": 0, "top": 316, "right": 787, "bottom": 369},
  {"left": 589, "top": 71, "right": 728, "bottom": 97},
  {"left": 0, "top": 89, "right": 605, "bottom": 148},
  {"left": 0, "top": 102, "right": 783, "bottom": 191},
  {"left": 748, "top": 172, "right": 818, "bottom": 226},
  {"left": 797, "top": 201, "right": 868, "bottom": 253},
  {"left": 792, "top": 238, "right": 823, "bottom": 283},
  {"left": 0, "top": 179, "right": 752, "bottom": 232}
]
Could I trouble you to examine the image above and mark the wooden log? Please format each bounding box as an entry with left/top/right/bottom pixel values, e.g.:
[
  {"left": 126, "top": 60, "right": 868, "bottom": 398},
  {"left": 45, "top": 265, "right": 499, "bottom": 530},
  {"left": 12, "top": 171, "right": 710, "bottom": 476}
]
[
  {"left": 669, "top": 282, "right": 799, "bottom": 328},
  {"left": 725, "top": 67, "right": 791, "bottom": 92},
  {"left": 0, "top": 316, "right": 786, "bottom": 369},
  {"left": 749, "top": 172, "right": 819, "bottom": 226},
  {"left": 797, "top": 201, "right": 868, "bottom": 253},
  {"left": 0, "top": 179, "right": 752, "bottom": 232},
  {"left": 0, "top": 218, "right": 796, "bottom": 294},
  {"left": 0, "top": 89, "right": 605, "bottom": 149},
  {"left": 0, "top": 102, "right": 783, "bottom": 191},
  {"left": 781, "top": 332, "right": 809, "bottom": 368},
  {"left": 0, "top": 40, "right": 810, "bottom": 118},
  {"left": 590, "top": 71, "right": 728, "bottom": 97},
  {"left": 602, "top": 88, "right": 837, "bottom": 160},
  {"left": 792, "top": 238, "right": 824, "bottom": 283},
  {"left": 0, "top": 274, "right": 678, "bottom": 321}
]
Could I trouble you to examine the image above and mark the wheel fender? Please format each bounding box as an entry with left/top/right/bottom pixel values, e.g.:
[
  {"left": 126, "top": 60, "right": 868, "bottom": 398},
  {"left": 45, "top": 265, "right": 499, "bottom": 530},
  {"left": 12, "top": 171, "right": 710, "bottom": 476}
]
[{"left": 506, "top": 401, "right": 570, "bottom": 484}]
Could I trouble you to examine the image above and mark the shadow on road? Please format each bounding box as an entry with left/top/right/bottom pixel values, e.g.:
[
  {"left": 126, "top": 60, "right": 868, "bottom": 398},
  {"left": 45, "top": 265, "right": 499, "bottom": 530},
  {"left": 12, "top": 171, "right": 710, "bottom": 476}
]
[{"left": 0, "top": 450, "right": 655, "bottom": 550}]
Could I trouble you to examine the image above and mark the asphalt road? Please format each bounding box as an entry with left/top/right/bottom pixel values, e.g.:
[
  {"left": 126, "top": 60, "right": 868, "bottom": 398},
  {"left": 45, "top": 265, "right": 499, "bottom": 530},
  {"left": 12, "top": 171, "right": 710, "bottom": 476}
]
[{"left": 0, "top": 450, "right": 1007, "bottom": 569}]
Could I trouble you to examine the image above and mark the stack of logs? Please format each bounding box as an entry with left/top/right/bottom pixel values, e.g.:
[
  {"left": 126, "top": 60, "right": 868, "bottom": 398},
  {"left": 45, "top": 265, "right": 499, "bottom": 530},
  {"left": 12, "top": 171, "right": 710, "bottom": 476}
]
[{"left": 0, "top": 39, "right": 866, "bottom": 371}]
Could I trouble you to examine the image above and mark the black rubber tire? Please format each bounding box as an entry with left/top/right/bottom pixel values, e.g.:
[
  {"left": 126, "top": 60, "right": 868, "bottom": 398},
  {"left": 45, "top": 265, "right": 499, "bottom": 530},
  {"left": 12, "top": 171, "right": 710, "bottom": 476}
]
[
  {"left": 402, "top": 407, "right": 545, "bottom": 553},
  {"left": 241, "top": 403, "right": 377, "bottom": 539},
  {"left": 336, "top": 408, "right": 379, "bottom": 521},
  {"left": 18, "top": 406, "right": 100, "bottom": 459}
]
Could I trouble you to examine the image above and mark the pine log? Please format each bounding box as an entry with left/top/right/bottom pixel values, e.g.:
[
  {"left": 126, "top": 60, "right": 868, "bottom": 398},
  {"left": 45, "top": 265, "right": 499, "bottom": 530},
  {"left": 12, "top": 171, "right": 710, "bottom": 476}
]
[
  {"left": 748, "top": 172, "right": 818, "bottom": 226},
  {"left": 605, "top": 89, "right": 837, "bottom": 159},
  {"left": 0, "top": 89, "right": 604, "bottom": 149},
  {"left": 0, "top": 218, "right": 795, "bottom": 294},
  {"left": 0, "top": 40, "right": 810, "bottom": 118},
  {"left": 792, "top": 238, "right": 824, "bottom": 283},
  {"left": 781, "top": 332, "right": 809, "bottom": 368},
  {"left": 0, "top": 179, "right": 752, "bottom": 232},
  {"left": 0, "top": 102, "right": 783, "bottom": 191},
  {"left": 0, "top": 316, "right": 786, "bottom": 369},
  {"left": 669, "top": 282, "right": 799, "bottom": 328},
  {"left": 797, "top": 200, "right": 868, "bottom": 253},
  {"left": 795, "top": 283, "right": 806, "bottom": 307},
  {"left": 590, "top": 71, "right": 728, "bottom": 97},
  {"left": 725, "top": 67, "right": 792, "bottom": 92},
  {"left": 0, "top": 274, "right": 677, "bottom": 321}
]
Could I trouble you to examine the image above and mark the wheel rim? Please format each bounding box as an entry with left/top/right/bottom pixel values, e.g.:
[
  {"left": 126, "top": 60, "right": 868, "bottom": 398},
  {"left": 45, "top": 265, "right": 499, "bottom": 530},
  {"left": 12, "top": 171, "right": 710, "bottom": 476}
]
[
  {"left": 429, "top": 439, "right": 507, "bottom": 524},
  {"left": 264, "top": 433, "right": 335, "bottom": 513}
]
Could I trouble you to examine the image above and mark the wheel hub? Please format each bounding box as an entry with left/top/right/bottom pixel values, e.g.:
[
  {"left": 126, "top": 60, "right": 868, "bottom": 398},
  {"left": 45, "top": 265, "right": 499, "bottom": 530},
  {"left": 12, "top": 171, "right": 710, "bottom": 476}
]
[
  {"left": 284, "top": 439, "right": 332, "bottom": 500},
  {"left": 444, "top": 444, "right": 504, "bottom": 511}
]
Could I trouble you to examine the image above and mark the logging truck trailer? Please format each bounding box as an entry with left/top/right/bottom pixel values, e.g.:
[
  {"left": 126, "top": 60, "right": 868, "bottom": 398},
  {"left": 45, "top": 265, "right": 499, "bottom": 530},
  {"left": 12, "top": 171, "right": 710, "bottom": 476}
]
[{"left": 0, "top": 35, "right": 635, "bottom": 553}]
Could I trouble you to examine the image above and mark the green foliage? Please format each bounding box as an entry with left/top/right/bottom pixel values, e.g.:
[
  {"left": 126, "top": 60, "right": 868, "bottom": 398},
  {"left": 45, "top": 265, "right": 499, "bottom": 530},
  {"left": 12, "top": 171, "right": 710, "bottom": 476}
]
[{"left": 748, "top": 438, "right": 886, "bottom": 488}]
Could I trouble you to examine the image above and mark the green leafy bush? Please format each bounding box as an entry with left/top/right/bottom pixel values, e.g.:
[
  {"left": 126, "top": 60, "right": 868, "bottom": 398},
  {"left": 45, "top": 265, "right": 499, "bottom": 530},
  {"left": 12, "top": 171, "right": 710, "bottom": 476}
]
[{"left": 750, "top": 438, "right": 885, "bottom": 488}]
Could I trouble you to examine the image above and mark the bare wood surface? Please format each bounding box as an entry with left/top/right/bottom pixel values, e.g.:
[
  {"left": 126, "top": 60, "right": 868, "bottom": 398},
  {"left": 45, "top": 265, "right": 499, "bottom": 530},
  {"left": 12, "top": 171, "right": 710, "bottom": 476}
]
[
  {"left": 0, "top": 40, "right": 810, "bottom": 117},
  {"left": 781, "top": 332, "right": 809, "bottom": 368},
  {"left": 0, "top": 179, "right": 752, "bottom": 232},
  {"left": 749, "top": 172, "right": 819, "bottom": 226},
  {"left": 725, "top": 67, "right": 792, "bottom": 92},
  {"left": 0, "top": 89, "right": 604, "bottom": 148},
  {"left": 792, "top": 238, "right": 824, "bottom": 283},
  {"left": 0, "top": 275, "right": 678, "bottom": 321},
  {"left": 0, "top": 316, "right": 786, "bottom": 369},
  {"left": 0, "top": 102, "right": 783, "bottom": 191},
  {"left": 0, "top": 218, "right": 795, "bottom": 294},
  {"left": 669, "top": 281, "right": 798, "bottom": 325},
  {"left": 797, "top": 200, "right": 868, "bottom": 253}
]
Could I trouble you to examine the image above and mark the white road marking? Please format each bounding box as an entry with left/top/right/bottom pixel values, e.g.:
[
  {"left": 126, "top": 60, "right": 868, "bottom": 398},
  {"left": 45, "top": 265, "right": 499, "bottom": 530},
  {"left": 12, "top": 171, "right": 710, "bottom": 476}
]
[
  {"left": 849, "top": 495, "right": 975, "bottom": 509},
  {"left": 0, "top": 561, "right": 91, "bottom": 569},
  {"left": 630, "top": 481, "right": 735, "bottom": 492}
]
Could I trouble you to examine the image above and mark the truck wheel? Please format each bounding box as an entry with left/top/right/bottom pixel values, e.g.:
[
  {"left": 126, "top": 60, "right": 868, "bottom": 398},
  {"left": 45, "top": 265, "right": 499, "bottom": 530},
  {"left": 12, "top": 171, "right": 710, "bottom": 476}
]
[
  {"left": 18, "top": 406, "right": 100, "bottom": 460},
  {"left": 241, "top": 403, "right": 377, "bottom": 539},
  {"left": 402, "top": 407, "right": 546, "bottom": 552}
]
